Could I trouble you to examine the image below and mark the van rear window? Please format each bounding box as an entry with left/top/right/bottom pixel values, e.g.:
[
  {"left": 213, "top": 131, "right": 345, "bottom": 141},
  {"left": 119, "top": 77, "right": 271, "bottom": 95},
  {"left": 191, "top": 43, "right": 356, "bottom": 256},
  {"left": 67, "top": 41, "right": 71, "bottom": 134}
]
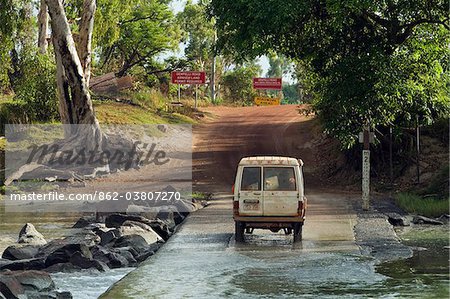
[
  {"left": 264, "top": 167, "right": 296, "bottom": 191},
  {"left": 241, "top": 167, "right": 261, "bottom": 191}
]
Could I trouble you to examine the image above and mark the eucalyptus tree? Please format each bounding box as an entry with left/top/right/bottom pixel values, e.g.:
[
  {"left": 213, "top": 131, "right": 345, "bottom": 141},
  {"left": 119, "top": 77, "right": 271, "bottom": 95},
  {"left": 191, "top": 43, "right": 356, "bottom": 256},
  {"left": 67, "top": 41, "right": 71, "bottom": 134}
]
[{"left": 210, "top": 0, "right": 449, "bottom": 147}]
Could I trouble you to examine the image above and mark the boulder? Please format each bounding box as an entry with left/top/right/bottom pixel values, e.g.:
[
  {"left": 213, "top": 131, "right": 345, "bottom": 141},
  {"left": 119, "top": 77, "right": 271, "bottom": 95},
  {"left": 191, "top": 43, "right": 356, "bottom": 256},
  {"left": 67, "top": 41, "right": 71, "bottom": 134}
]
[
  {"left": 45, "top": 263, "right": 82, "bottom": 273},
  {"left": 2, "top": 245, "right": 41, "bottom": 261},
  {"left": 135, "top": 243, "right": 162, "bottom": 263},
  {"left": 0, "top": 258, "right": 46, "bottom": 271},
  {"left": 0, "top": 270, "right": 72, "bottom": 299},
  {"left": 412, "top": 215, "right": 444, "bottom": 225},
  {"left": 72, "top": 216, "right": 98, "bottom": 229},
  {"left": 69, "top": 252, "right": 108, "bottom": 272},
  {"left": 113, "top": 248, "right": 137, "bottom": 265},
  {"left": 111, "top": 235, "right": 149, "bottom": 253},
  {"left": 386, "top": 213, "right": 410, "bottom": 226},
  {"left": 156, "top": 208, "right": 177, "bottom": 231},
  {"left": 94, "top": 228, "right": 121, "bottom": 246},
  {"left": 119, "top": 221, "right": 163, "bottom": 244},
  {"left": 18, "top": 223, "right": 47, "bottom": 245},
  {"left": 91, "top": 246, "right": 129, "bottom": 269},
  {"left": 43, "top": 243, "right": 92, "bottom": 268}
]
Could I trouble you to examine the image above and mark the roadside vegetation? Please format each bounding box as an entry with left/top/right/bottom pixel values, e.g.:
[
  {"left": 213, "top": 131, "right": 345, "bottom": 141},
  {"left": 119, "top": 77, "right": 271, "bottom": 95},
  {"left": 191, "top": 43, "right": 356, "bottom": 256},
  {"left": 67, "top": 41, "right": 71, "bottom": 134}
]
[{"left": 395, "top": 193, "right": 449, "bottom": 218}]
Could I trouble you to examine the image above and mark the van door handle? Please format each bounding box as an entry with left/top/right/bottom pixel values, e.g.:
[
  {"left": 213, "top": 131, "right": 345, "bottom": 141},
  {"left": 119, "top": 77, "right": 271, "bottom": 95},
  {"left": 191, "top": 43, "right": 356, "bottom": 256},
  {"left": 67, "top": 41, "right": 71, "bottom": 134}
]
[{"left": 253, "top": 192, "right": 261, "bottom": 195}]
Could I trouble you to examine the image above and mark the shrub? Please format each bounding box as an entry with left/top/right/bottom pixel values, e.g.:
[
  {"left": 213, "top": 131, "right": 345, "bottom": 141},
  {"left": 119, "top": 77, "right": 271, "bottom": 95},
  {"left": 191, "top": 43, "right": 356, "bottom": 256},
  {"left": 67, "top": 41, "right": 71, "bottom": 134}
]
[{"left": 14, "top": 51, "right": 58, "bottom": 122}]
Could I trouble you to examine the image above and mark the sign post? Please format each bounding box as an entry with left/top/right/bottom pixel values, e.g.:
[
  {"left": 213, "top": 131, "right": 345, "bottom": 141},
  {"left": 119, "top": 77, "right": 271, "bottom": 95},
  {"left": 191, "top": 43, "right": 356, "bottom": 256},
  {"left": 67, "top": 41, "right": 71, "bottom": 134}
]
[
  {"left": 252, "top": 78, "right": 282, "bottom": 90},
  {"left": 171, "top": 71, "right": 206, "bottom": 105},
  {"left": 362, "top": 126, "right": 370, "bottom": 210}
]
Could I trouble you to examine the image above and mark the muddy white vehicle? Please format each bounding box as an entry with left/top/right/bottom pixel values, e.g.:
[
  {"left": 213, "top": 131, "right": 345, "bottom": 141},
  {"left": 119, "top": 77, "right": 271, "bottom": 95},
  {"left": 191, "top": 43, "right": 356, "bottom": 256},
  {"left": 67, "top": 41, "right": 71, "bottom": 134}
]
[{"left": 233, "top": 156, "right": 307, "bottom": 243}]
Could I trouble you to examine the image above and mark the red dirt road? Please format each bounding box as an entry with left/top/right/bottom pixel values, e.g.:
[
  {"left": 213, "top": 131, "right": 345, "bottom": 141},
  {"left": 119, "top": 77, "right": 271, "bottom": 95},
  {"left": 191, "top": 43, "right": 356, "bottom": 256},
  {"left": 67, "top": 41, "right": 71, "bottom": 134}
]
[{"left": 192, "top": 105, "right": 322, "bottom": 193}]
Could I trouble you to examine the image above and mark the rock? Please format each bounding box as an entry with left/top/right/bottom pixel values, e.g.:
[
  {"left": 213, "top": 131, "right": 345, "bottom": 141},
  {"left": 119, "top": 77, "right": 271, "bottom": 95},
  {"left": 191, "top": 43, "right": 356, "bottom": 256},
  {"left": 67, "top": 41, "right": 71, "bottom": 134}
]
[
  {"left": 18, "top": 223, "right": 47, "bottom": 245},
  {"left": 135, "top": 243, "right": 162, "bottom": 263},
  {"left": 0, "top": 258, "right": 46, "bottom": 271},
  {"left": 72, "top": 216, "right": 98, "bottom": 229},
  {"left": 95, "top": 228, "right": 121, "bottom": 246},
  {"left": 113, "top": 248, "right": 137, "bottom": 265},
  {"left": 156, "top": 208, "right": 177, "bottom": 231},
  {"left": 386, "top": 213, "right": 410, "bottom": 226},
  {"left": 0, "top": 270, "right": 62, "bottom": 299},
  {"left": 111, "top": 235, "right": 149, "bottom": 253},
  {"left": 412, "top": 215, "right": 444, "bottom": 225},
  {"left": 2, "top": 245, "right": 41, "bottom": 261},
  {"left": 69, "top": 252, "right": 108, "bottom": 272},
  {"left": 91, "top": 246, "right": 129, "bottom": 269},
  {"left": 157, "top": 124, "right": 168, "bottom": 133},
  {"left": 105, "top": 214, "right": 147, "bottom": 228},
  {"left": 61, "top": 231, "right": 100, "bottom": 247},
  {"left": 43, "top": 243, "right": 92, "bottom": 268},
  {"left": 120, "top": 221, "right": 163, "bottom": 244},
  {"left": 45, "top": 263, "right": 82, "bottom": 273}
]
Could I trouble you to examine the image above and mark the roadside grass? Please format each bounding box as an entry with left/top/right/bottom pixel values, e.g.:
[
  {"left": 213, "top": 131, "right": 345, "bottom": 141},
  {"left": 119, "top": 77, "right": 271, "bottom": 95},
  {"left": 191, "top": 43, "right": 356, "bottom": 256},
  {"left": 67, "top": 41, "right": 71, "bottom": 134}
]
[
  {"left": 395, "top": 192, "right": 449, "bottom": 218},
  {"left": 93, "top": 101, "right": 196, "bottom": 124}
]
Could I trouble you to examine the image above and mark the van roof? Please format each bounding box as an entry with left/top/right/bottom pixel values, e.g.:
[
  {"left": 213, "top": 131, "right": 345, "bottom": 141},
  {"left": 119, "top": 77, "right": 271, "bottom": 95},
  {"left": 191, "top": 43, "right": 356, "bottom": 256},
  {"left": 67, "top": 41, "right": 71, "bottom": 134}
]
[{"left": 238, "top": 156, "right": 302, "bottom": 166}]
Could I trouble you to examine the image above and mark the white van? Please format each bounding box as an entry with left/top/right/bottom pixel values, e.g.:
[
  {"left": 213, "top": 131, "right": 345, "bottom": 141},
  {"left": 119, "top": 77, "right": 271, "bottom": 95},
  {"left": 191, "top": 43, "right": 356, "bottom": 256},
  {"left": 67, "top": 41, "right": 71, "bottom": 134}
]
[{"left": 232, "top": 156, "right": 307, "bottom": 243}]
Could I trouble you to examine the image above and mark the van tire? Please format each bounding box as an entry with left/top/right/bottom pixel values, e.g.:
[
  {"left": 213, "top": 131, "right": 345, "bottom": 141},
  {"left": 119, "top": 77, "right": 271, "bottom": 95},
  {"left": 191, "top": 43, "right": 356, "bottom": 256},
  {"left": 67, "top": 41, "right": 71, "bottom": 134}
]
[
  {"left": 235, "top": 221, "right": 245, "bottom": 243},
  {"left": 293, "top": 223, "right": 303, "bottom": 243}
]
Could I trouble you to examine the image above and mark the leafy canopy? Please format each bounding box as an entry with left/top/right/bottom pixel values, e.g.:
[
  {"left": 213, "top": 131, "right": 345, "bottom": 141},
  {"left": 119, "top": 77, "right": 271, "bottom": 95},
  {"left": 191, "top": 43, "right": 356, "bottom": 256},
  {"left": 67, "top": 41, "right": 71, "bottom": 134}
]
[{"left": 210, "top": 0, "right": 449, "bottom": 147}]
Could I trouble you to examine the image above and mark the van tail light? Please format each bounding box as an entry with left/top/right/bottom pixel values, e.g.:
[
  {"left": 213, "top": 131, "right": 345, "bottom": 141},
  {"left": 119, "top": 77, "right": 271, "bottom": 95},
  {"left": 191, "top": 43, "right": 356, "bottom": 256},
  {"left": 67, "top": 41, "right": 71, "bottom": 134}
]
[
  {"left": 233, "top": 201, "right": 239, "bottom": 216},
  {"left": 232, "top": 184, "right": 235, "bottom": 193},
  {"left": 297, "top": 201, "right": 304, "bottom": 216}
]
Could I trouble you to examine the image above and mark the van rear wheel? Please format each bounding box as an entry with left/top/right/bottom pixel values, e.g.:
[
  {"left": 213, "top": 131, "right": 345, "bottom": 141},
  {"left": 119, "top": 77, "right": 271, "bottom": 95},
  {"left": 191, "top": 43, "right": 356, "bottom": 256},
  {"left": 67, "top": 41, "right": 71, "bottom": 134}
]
[
  {"left": 293, "top": 223, "right": 303, "bottom": 243},
  {"left": 235, "top": 221, "right": 245, "bottom": 243}
]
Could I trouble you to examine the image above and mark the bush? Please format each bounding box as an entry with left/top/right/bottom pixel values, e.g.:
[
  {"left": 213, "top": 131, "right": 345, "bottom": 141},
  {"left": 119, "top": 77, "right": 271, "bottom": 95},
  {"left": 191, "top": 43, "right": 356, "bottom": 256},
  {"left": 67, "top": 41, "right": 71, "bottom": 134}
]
[
  {"left": 128, "top": 88, "right": 167, "bottom": 109},
  {"left": 14, "top": 51, "right": 58, "bottom": 122}
]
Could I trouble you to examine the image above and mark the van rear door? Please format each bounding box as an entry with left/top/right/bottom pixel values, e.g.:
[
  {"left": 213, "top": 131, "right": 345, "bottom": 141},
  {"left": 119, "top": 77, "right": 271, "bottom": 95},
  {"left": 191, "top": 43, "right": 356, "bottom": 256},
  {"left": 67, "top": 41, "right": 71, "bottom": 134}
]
[
  {"left": 238, "top": 166, "right": 263, "bottom": 216},
  {"left": 262, "top": 166, "right": 299, "bottom": 216}
]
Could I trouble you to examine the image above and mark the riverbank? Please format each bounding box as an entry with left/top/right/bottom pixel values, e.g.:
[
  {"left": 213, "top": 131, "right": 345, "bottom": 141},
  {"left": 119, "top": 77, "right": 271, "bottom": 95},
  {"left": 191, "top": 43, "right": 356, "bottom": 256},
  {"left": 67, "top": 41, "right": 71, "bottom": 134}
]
[{"left": 0, "top": 198, "right": 207, "bottom": 298}]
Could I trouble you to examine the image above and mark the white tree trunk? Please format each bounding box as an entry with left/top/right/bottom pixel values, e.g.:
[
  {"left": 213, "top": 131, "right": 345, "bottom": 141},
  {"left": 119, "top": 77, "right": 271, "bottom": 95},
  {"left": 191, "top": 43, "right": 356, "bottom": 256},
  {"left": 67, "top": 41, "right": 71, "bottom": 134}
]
[
  {"left": 37, "top": 0, "right": 49, "bottom": 53},
  {"left": 78, "top": 0, "right": 96, "bottom": 86},
  {"left": 46, "top": 0, "right": 102, "bottom": 147}
]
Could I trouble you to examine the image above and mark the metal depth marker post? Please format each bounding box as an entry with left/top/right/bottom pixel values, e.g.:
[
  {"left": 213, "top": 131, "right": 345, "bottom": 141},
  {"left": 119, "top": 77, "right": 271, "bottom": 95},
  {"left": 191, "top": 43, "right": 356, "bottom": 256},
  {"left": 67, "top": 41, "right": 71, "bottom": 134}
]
[{"left": 362, "top": 125, "right": 370, "bottom": 211}]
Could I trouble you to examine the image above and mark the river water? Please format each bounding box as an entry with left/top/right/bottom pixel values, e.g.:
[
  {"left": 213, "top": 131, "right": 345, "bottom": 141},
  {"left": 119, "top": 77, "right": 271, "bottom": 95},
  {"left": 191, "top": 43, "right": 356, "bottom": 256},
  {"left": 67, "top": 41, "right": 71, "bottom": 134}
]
[{"left": 1, "top": 204, "right": 448, "bottom": 298}]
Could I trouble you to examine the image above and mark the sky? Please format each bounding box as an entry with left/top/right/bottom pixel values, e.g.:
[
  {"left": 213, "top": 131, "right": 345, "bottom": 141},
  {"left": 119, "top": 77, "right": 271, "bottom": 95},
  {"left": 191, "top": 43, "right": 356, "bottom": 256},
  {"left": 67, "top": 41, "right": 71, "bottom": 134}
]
[{"left": 168, "top": 0, "right": 295, "bottom": 84}]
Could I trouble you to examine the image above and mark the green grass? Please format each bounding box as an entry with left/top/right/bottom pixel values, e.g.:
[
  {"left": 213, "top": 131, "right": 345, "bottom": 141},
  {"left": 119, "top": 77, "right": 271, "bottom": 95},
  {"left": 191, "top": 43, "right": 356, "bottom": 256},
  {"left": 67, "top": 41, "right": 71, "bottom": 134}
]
[
  {"left": 0, "top": 138, "right": 5, "bottom": 151},
  {"left": 395, "top": 192, "right": 449, "bottom": 218},
  {"left": 93, "top": 101, "right": 196, "bottom": 125}
]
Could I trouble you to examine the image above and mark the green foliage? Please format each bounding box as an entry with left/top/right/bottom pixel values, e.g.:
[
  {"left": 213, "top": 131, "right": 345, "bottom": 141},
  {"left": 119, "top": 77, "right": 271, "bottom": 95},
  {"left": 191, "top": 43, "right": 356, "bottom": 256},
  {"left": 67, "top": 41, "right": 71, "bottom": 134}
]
[
  {"left": 395, "top": 193, "right": 449, "bottom": 218},
  {"left": 126, "top": 87, "right": 167, "bottom": 110},
  {"left": 14, "top": 50, "right": 58, "bottom": 122},
  {"left": 282, "top": 84, "right": 299, "bottom": 104},
  {"left": 178, "top": 0, "right": 215, "bottom": 70},
  {"left": 267, "top": 53, "right": 290, "bottom": 78},
  {"left": 211, "top": 0, "right": 450, "bottom": 148},
  {"left": 222, "top": 63, "right": 261, "bottom": 103},
  {"left": 97, "top": 0, "right": 181, "bottom": 76}
]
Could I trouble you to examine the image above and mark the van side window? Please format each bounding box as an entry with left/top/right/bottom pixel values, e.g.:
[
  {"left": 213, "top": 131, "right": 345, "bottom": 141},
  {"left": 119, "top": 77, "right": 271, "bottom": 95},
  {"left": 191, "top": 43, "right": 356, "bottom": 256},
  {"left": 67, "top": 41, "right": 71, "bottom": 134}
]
[
  {"left": 241, "top": 167, "right": 261, "bottom": 191},
  {"left": 263, "top": 167, "right": 296, "bottom": 191}
]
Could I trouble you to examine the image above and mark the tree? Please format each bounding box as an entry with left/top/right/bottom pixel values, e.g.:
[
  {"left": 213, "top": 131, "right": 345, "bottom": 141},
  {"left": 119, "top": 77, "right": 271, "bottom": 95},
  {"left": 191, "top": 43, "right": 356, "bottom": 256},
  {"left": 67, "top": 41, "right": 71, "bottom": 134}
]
[
  {"left": 97, "top": 0, "right": 181, "bottom": 77},
  {"left": 267, "top": 53, "right": 290, "bottom": 78},
  {"left": 211, "top": 0, "right": 449, "bottom": 147},
  {"left": 37, "top": 0, "right": 49, "bottom": 54},
  {"left": 46, "top": 0, "right": 101, "bottom": 145},
  {"left": 222, "top": 62, "right": 261, "bottom": 103}
]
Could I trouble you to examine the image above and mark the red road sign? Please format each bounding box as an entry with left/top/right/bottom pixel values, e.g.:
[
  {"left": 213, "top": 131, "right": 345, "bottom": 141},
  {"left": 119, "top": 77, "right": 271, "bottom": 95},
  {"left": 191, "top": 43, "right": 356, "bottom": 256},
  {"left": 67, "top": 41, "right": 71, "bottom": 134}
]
[
  {"left": 253, "top": 77, "right": 282, "bottom": 90},
  {"left": 171, "top": 71, "right": 206, "bottom": 84}
]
